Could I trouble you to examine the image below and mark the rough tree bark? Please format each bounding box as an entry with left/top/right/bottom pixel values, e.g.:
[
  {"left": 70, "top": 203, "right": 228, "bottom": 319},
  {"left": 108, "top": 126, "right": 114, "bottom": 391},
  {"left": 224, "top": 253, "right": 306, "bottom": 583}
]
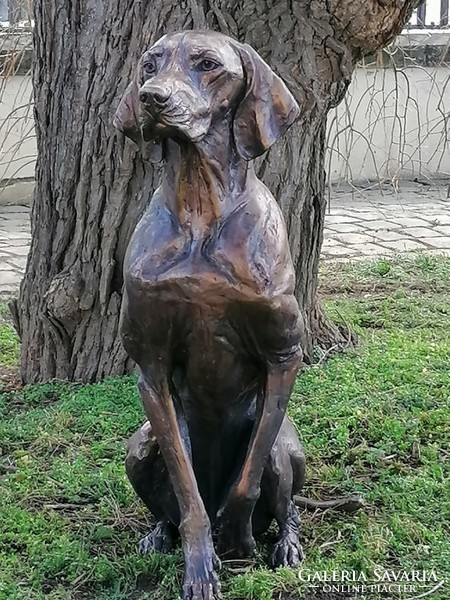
[{"left": 12, "top": 0, "right": 420, "bottom": 383}]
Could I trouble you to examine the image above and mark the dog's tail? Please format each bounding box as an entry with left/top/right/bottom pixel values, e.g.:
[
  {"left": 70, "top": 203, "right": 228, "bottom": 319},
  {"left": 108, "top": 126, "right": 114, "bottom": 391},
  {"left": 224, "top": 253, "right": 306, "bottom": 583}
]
[{"left": 294, "top": 494, "right": 364, "bottom": 514}]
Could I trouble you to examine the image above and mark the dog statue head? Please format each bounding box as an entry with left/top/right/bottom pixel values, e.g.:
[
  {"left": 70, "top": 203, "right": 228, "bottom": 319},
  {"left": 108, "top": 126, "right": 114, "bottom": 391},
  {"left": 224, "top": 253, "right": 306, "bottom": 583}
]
[{"left": 114, "top": 30, "right": 299, "bottom": 160}]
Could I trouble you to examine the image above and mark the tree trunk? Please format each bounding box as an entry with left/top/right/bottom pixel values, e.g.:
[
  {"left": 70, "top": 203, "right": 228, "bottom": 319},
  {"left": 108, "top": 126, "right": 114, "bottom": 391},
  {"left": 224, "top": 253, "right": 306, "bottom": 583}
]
[{"left": 13, "top": 0, "right": 419, "bottom": 383}]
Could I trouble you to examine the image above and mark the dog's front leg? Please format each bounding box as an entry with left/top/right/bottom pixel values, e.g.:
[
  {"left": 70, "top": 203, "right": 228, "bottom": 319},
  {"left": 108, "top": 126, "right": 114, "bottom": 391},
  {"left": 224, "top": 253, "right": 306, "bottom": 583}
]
[
  {"left": 217, "top": 352, "right": 301, "bottom": 559},
  {"left": 138, "top": 373, "right": 220, "bottom": 600}
]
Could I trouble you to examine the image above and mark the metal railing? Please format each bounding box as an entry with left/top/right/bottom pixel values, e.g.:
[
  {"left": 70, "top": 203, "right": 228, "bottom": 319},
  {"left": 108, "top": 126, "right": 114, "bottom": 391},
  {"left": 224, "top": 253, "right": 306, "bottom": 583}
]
[
  {"left": 1, "top": 0, "right": 449, "bottom": 30},
  {"left": 0, "top": 0, "right": 31, "bottom": 26},
  {"left": 408, "top": 0, "right": 449, "bottom": 29}
]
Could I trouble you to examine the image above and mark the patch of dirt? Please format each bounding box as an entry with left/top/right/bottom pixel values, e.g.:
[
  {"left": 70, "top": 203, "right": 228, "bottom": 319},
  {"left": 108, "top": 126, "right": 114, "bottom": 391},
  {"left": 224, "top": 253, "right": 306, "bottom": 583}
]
[
  {"left": 0, "top": 365, "right": 21, "bottom": 392},
  {"left": 0, "top": 389, "right": 62, "bottom": 414},
  {"left": 128, "top": 573, "right": 161, "bottom": 600},
  {"left": 318, "top": 280, "right": 449, "bottom": 299},
  {"left": 282, "top": 594, "right": 358, "bottom": 600},
  {"left": 0, "top": 456, "right": 16, "bottom": 475},
  {"left": 42, "top": 580, "right": 96, "bottom": 600}
]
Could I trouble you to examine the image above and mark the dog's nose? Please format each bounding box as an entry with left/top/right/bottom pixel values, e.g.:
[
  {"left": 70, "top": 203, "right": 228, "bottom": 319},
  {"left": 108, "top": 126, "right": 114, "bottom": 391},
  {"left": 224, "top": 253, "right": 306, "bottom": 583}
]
[{"left": 139, "top": 86, "right": 171, "bottom": 106}]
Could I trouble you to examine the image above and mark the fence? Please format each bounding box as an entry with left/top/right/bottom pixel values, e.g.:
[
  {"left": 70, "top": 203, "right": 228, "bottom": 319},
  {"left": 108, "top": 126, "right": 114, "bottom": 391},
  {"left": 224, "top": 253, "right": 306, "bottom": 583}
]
[
  {"left": 0, "top": 1, "right": 31, "bottom": 26},
  {"left": 409, "top": 0, "right": 449, "bottom": 29},
  {"left": 0, "top": 1, "right": 450, "bottom": 191},
  {"left": 0, "top": 1, "right": 449, "bottom": 30}
]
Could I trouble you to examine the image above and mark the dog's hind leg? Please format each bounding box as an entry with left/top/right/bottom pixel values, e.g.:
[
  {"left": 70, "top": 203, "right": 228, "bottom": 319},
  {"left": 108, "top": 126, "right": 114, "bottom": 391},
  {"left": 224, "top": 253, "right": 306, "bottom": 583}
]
[
  {"left": 126, "top": 421, "right": 180, "bottom": 554},
  {"left": 263, "top": 418, "right": 306, "bottom": 568},
  {"left": 139, "top": 520, "right": 178, "bottom": 555},
  {"left": 269, "top": 500, "right": 304, "bottom": 568}
]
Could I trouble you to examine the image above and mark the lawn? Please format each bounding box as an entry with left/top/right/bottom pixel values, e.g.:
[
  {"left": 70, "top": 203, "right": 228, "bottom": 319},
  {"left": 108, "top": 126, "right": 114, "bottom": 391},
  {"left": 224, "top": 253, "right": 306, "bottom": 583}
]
[{"left": 0, "top": 255, "right": 449, "bottom": 600}]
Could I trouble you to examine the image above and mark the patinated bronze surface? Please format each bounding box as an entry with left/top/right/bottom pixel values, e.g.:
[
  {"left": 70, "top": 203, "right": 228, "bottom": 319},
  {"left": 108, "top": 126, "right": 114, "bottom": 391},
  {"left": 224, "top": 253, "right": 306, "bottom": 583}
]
[{"left": 114, "top": 30, "right": 305, "bottom": 600}]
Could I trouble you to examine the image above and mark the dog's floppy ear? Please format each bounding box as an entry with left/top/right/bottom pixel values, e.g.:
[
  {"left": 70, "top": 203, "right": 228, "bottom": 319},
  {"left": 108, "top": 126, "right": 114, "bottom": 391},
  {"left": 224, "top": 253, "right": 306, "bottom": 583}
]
[
  {"left": 114, "top": 74, "right": 142, "bottom": 149},
  {"left": 113, "top": 67, "right": 163, "bottom": 163},
  {"left": 232, "top": 43, "right": 300, "bottom": 161}
]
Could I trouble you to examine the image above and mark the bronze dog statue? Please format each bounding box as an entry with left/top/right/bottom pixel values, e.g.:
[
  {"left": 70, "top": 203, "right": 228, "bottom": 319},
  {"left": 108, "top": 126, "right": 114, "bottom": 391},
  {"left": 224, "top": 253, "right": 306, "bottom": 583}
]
[{"left": 114, "top": 30, "right": 306, "bottom": 600}]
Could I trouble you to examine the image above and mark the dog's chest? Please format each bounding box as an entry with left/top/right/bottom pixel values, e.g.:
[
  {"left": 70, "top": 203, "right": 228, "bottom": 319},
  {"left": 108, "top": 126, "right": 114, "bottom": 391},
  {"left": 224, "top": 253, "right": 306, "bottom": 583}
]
[{"left": 124, "top": 199, "right": 272, "bottom": 303}]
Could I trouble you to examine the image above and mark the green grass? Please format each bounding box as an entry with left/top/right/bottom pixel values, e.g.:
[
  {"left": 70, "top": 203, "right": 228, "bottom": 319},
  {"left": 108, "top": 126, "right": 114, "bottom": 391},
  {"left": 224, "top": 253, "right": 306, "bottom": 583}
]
[
  {"left": 0, "top": 301, "right": 19, "bottom": 367},
  {"left": 0, "top": 255, "right": 449, "bottom": 599},
  {"left": 319, "top": 252, "right": 450, "bottom": 298}
]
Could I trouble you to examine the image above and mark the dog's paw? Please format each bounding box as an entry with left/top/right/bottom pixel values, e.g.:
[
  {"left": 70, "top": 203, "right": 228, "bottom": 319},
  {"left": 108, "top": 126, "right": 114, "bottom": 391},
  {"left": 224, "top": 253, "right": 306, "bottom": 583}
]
[
  {"left": 183, "top": 551, "right": 221, "bottom": 600},
  {"left": 183, "top": 580, "right": 221, "bottom": 600},
  {"left": 139, "top": 521, "right": 175, "bottom": 555},
  {"left": 269, "top": 534, "right": 305, "bottom": 568}
]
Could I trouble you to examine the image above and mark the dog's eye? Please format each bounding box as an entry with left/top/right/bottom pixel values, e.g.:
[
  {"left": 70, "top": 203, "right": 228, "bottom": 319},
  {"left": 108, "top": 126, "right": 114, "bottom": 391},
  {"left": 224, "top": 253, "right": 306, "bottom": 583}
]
[
  {"left": 143, "top": 61, "right": 157, "bottom": 76},
  {"left": 197, "top": 59, "right": 220, "bottom": 72}
]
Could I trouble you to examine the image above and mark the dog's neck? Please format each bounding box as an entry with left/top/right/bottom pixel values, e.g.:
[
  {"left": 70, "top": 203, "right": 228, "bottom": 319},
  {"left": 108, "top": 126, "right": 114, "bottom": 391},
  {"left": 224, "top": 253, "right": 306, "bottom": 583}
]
[{"left": 161, "top": 119, "right": 252, "bottom": 235}]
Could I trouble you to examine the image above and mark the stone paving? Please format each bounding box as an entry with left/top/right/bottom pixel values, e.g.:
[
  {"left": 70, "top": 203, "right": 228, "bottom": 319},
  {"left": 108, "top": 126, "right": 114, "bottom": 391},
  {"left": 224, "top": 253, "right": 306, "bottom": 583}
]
[
  {"left": 1, "top": 182, "right": 450, "bottom": 294},
  {"left": 322, "top": 183, "right": 450, "bottom": 261},
  {"left": 0, "top": 203, "right": 31, "bottom": 295}
]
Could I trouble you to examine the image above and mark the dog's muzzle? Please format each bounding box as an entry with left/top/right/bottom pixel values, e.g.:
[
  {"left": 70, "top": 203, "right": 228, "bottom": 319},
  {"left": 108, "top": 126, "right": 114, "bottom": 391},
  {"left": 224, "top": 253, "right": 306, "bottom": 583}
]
[
  {"left": 139, "top": 85, "right": 171, "bottom": 114},
  {"left": 138, "top": 80, "right": 211, "bottom": 141}
]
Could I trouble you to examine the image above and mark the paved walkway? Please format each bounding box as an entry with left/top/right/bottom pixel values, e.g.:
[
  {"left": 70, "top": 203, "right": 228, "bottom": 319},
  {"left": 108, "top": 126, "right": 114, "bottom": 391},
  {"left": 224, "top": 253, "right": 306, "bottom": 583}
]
[
  {"left": 0, "top": 204, "right": 31, "bottom": 294},
  {"left": 1, "top": 183, "right": 450, "bottom": 294},
  {"left": 322, "top": 183, "right": 450, "bottom": 260}
]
